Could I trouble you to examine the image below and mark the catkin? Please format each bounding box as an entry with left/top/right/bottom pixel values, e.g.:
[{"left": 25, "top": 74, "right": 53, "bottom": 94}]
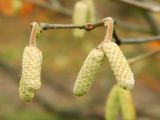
[
  {"left": 103, "top": 42, "right": 134, "bottom": 90},
  {"left": 73, "top": 48, "right": 104, "bottom": 96},
  {"left": 19, "top": 45, "right": 42, "bottom": 101},
  {"left": 119, "top": 88, "right": 136, "bottom": 120},
  {"left": 105, "top": 85, "right": 120, "bottom": 120},
  {"left": 73, "top": 1, "right": 88, "bottom": 37}
]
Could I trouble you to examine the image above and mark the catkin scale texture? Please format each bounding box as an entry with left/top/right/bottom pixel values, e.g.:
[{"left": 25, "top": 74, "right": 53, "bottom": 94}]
[
  {"left": 103, "top": 42, "right": 134, "bottom": 89},
  {"left": 19, "top": 45, "right": 42, "bottom": 101},
  {"left": 73, "top": 48, "right": 104, "bottom": 96},
  {"left": 73, "top": 1, "right": 88, "bottom": 37}
]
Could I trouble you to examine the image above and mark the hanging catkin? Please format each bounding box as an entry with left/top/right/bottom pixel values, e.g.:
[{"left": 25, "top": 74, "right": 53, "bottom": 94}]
[
  {"left": 73, "top": 1, "right": 88, "bottom": 37},
  {"left": 105, "top": 85, "right": 120, "bottom": 120},
  {"left": 19, "top": 45, "right": 42, "bottom": 101},
  {"left": 73, "top": 48, "right": 104, "bottom": 96},
  {"left": 19, "top": 22, "right": 42, "bottom": 102},
  {"left": 103, "top": 42, "right": 134, "bottom": 90}
]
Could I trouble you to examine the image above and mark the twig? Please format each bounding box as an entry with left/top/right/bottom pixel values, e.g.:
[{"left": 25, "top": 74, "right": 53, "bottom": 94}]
[
  {"left": 38, "top": 18, "right": 160, "bottom": 45},
  {"left": 39, "top": 18, "right": 106, "bottom": 31},
  {"left": 128, "top": 49, "right": 160, "bottom": 65},
  {"left": 116, "top": 20, "right": 150, "bottom": 33},
  {"left": 25, "top": 0, "right": 72, "bottom": 17},
  {"left": 119, "top": 0, "right": 160, "bottom": 12},
  {"left": 121, "top": 36, "right": 160, "bottom": 44},
  {"left": 113, "top": 28, "right": 160, "bottom": 44}
]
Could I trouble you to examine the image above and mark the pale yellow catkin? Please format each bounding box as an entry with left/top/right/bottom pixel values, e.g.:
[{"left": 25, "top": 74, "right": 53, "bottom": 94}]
[
  {"left": 103, "top": 42, "right": 134, "bottom": 90},
  {"left": 73, "top": 48, "right": 104, "bottom": 96},
  {"left": 105, "top": 85, "right": 120, "bottom": 120},
  {"left": 19, "top": 45, "right": 42, "bottom": 101},
  {"left": 119, "top": 88, "right": 136, "bottom": 120},
  {"left": 73, "top": 1, "right": 88, "bottom": 37}
]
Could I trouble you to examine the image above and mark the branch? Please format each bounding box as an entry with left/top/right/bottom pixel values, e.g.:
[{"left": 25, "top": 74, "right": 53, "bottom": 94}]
[
  {"left": 120, "top": 35, "right": 160, "bottom": 44},
  {"left": 113, "top": 28, "right": 160, "bottom": 44},
  {"left": 118, "top": 0, "right": 160, "bottom": 12},
  {"left": 25, "top": 0, "right": 72, "bottom": 17},
  {"left": 36, "top": 18, "right": 160, "bottom": 45},
  {"left": 128, "top": 49, "right": 160, "bottom": 65},
  {"left": 39, "top": 18, "right": 107, "bottom": 31}
]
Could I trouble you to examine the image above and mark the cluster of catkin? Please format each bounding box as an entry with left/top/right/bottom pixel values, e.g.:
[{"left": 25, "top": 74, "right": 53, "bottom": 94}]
[{"left": 73, "top": 17, "right": 134, "bottom": 96}]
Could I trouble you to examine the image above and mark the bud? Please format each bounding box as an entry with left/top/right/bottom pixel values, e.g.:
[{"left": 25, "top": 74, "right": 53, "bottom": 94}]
[
  {"left": 73, "top": 1, "right": 88, "bottom": 37},
  {"left": 105, "top": 85, "right": 120, "bottom": 120},
  {"left": 19, "top": 45, "right": 42, "bottom": 101},
  {"left": 73, "top": 48, "right": 104, "bottom": 96},
  {"left": 119, "top": 88, "right": 136, "bottom": 120},
  {"left": 103, "top": 42, "right": 134, "bottom": 90}
]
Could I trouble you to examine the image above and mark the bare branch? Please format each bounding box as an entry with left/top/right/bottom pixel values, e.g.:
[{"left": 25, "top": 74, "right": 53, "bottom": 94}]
[
  {"left": 121, "top": 36, "right": 160, "bottom": 44},
  {"left": 39, "top": 18, "right": 107, "bottom": 31},
  {"left": 128, "top": 49, "right": 160, "bottom": 65},
  {"left": 25, "top": 0, "right": 72, "bottom": 17},
  {"left": 113, "top": 28, "right": 160, "bottom": 44},
  {"left": 119, "top": 0, "right": 160, "bottom": 12},
  {"left": 36, "top": 18, "right": 160, "bottom": 45}
]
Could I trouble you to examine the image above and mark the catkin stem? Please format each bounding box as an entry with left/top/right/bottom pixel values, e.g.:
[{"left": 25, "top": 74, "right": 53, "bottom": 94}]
[
  {"left": 97, "top": 17, "right": 114, "bottom": 49},
  {"left": 29, "top": 22, "right": 39, "bottom": 46},
  {"left": 104, "top": 17, "right": 114, "bottom": 42}
]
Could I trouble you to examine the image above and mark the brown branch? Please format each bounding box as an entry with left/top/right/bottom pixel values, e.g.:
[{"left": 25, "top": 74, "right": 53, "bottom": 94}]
[
  {"left": 113, "top": 28, "right": 160, "bottom": 45},
  {"left": 120, "top": 36, "right": 160, "bottom": 44},
  {"left": 39, "top": 18, "right": 107, "bottom": 31},
  {"left": 25, "top": 0, "right": 72, "bottom": 17},
  {"left": 37, "top": 18, "right": 160, "bottom": 45},
  {"left": 128, "top": 49, "right": 160, "bottom": 65},
  {"left": 118, "top": 0, "right": 160, "bottom": 12},
  {"left": 116, "top": 20, "right": 150, "bottom": 33}
]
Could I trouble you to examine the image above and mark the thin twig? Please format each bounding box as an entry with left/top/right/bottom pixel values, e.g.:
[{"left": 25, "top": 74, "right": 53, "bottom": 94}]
[
  {"left": 25, "top": 0, "right": 72, "bottom": 17},
  {"left": 38, "top": 18, "right": 160, "bottom": 45},
  {"left": 113, "top": 28, "right": 160, "bottom": 44},
  {"left": 121, "top": 36, "right": 160, "bottom": 44},
  {"left": 128, "top": 49, "right": 160, "bottom": 65},
  {"left": 39, "top": 18, "right": 106, "bottom": 31},
  {"left": 119, "top": 0, "right": 160, "bottom": 12},
  {"left": 116, "top": 20, "right": 150, "bottom": 33}
]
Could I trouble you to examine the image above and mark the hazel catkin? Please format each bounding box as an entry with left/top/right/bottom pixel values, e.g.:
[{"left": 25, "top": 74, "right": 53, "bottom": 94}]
[
  {"left": 73, "top": 48, "right": 104, "bottom": 96},
  {"left": 103, "top": 42, "right": 134, "bottom": 90},
  {"left": 19, "top": 45, "right": 42, "bottom": 101}
]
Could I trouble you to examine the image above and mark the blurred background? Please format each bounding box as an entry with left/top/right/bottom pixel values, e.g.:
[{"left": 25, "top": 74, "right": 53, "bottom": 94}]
[{"left": 0, "top": 0, "right": 160, "bottom": 120}]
